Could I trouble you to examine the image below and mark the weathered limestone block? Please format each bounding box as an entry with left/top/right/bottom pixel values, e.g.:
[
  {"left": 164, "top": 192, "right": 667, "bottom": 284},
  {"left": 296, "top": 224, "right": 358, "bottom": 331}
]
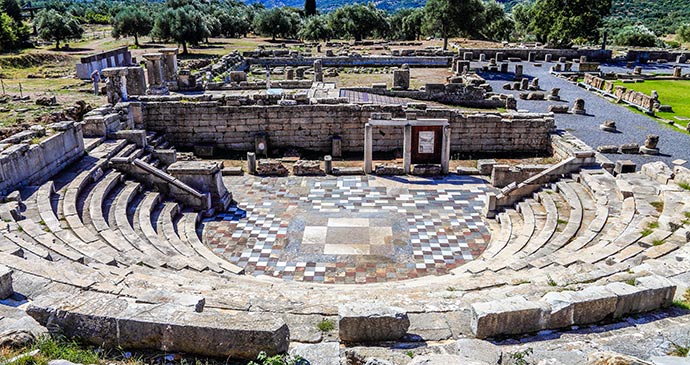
[
  {"left": 256, "top": 159, "right": 288, "bottom": 176},
  {"left": 600, "top": 120, "right": 617, "bottom": 132},
  {"left": 408, "top": 355, "right": 489, "bottom": 365},
  {"left": 313, "top": 59, "right": 323, "bottom": 82},
  {"left": 548, "top": 105, "right": 569, "bottom": 114},
  {"left": 619, "top": 144, "right": 640, "bottom": 155},
  {"left": 526, "top": 92, "right": 545, "bottom": 101},
  {"left": 412, "top": 164, "right": 442, "bottom": 176},
  {"left": 506, "top": 96, "right": 517, "bottom": 110},
  {"left": 167, "top": 160, "right": 232, "bottom": 212},
  {"left": 542, "top": 286, "right": 617, "bottom": 328},
  {"left": 640, "top": 134, "right": 660, "bottom": 155},
  {"left": 0, "top": 305, "right": 47, "bottom": 348},
  {"left": 572, "top": 98, "right": 586, "bottom": 114},
  {"left": 547, "top": 88, "right": 560, "bottom": 101},
  {"left": 26, "top": 292, "right": 289, "bottom": 359},
  {"left": 339, "top": 302, "right": 410, "bottom": 343},
  {"left": 229, "top": 71, "right": 247, "bottom": 83},
  {"left": 470, "top": 296, "right": 546, "bottom": 338},
  {"left": 614, "top": 160, "right": 637, "bottom": 175},
  {"left": 641, "top": 161, "right": 673, "bottom": 184},
  {"left": 393, "top": 66, "right": 410, "bottom": 90},
  {"left": 0, "top": 265, "right": 12, "bottom": 299},
  {"left": 293, "top": 160, "right": 324, "bottom": 176},
  {"left": 375, "top": 164, "right": 405, "bottom": 176},
  {"left": 606, "top": 277, "right": 676, "bottom": 318},
  {"left": 674, "top": 165, "right": 690, "bottom": 186}
]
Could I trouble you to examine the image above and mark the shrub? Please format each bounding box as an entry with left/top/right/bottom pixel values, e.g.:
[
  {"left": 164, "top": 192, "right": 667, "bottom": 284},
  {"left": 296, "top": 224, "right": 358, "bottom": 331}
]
[{"left": 613, "top": 25, "right": 660, "bottom": 47}]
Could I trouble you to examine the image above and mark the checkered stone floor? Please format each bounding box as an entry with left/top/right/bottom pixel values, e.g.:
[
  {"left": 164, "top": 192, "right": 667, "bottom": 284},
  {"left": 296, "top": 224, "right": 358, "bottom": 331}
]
[{"left": 202, "top": 175, "right": 495, "bottom": 284}]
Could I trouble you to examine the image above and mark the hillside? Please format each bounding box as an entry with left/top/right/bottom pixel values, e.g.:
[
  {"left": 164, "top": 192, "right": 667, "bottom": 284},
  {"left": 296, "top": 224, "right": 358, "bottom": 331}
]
[{"left": 243, "top": 0, "right": 690, "bottom": 36}]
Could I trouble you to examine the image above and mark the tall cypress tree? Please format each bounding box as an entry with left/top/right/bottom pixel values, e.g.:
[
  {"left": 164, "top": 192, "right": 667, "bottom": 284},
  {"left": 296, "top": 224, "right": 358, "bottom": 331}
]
[{"left": 304, "top": 0, "right": 316, "bottom": 17}]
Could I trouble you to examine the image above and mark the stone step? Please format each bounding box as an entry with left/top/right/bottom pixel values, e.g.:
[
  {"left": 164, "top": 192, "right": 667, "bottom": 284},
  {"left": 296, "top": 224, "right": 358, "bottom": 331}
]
[{"left": 178, "top": 211, "right": 244, "bottom": 274}]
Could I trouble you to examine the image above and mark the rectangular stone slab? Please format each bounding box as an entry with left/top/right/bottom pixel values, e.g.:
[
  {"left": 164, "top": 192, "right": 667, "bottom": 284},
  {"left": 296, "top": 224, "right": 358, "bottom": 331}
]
[
  {"left": 0, "top": 265, "right": 12, "bottom": 299},
  {"left": 470, "top": 296, "right": 546, "bottom": 339},
  {"left": 606, "top": 276, "right": 676, "bottom": 318},
  {"left": 26, "top": 291, "right": 288, "bottom": 359}
]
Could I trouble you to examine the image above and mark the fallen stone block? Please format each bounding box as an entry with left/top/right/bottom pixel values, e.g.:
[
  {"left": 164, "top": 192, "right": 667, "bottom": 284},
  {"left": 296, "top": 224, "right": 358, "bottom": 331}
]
[
  {"left": 293, "top": 160, "right": 324, "bottom": 176},
  {"left": 548, "top": 105, "right": 569, "bottom": 114},
  {"left": 470, "top": 296, "right": 546, "bottom": 338},
  {"left": 0, "top": 305, "right": 48, "bottom": 348},
  {"left": 339, "top": 302, "right": 410, "bottom": 343},
  {"left": 289, "top": 343, "right": 340, "bottom": 365},
  {"left": 0, "top": 265, "right": 12, "bottom": 299},
  {"left": 641, "top": 161, "right": 674, "bottom": 184},
  {"left": 27, "top": 292, "right": 289, "bottom": 359},
  {"left": 606, "top": 278, "right": 675, "bottom": 318}
]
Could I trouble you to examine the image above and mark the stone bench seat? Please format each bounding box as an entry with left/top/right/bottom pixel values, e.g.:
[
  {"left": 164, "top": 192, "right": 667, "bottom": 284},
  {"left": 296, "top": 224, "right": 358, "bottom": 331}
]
[{"left": 179, "top": 212, "right": 244, "bottom": 274}]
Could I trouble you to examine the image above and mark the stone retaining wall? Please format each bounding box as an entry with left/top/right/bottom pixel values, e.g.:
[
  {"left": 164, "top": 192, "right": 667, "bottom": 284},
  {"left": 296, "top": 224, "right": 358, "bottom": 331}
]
[
  {"left": 245, "top": 56, "right": 452, "bottom": 68},
  {"left": 451, "top": 47, "right": 612, "bottom": 62},
  {"left": 583, "top": 74, "right": 656, "bottom": 112},
  {"left": 0, "top": 121, "right": 84, "bottom": 195},
  {"left": 342, "top": 86, "right": 504, "bottom": 108},
  {"left": 139, "top": 99, "right": 554, "bottom": 155}
]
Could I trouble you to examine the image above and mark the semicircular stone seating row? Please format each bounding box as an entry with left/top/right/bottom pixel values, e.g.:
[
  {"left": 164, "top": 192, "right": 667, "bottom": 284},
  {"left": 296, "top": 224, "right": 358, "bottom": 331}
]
[{"left": 1, "top": 136, "right": 689, "bottom": 357}]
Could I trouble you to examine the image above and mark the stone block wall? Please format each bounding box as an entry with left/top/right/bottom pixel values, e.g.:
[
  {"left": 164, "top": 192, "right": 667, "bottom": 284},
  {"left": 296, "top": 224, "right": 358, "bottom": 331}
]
[
  {"left": 583, "top": 74, "right": 655, "bottom": 112},
  {"left": 0, "top": 122, "right": 85, "bottom": 195},
  {"left": 139, "top": 99, "right": 554, "bottom": 155},
  {"left": 452, "top": 48, "right": 612, "bottom": 62}
]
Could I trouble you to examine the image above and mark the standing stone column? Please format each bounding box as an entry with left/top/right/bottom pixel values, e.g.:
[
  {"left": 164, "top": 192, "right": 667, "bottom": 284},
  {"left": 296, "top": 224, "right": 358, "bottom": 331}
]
[
  {"left": 160, "top": 48, "right": 179, "bottom": 90},
  {"left": 393, "top": 64, "right": 410, "bottom": 90},
  {"left": 441, "top": 125, "right": 451, "bottom": 175},
  {"left": 495, "top": 52, "right": 504, "bottom": 62},
  {"left": 313, "top": 59, "right": 323, "bottom": 82},
  {"left": 403, "top": 124, "right": 412, "bottom": 174},
  {"left": 364, "top": 123, "right": 373, "bottom": 174},
  {"left": 571, "top": 98, "right": 586, "bottom": 114},
  {"left": 463, "top": 52, "right": 473, "bottom": 61},
  {"left": 479, "top": 54, "right": 486, "bottom": 62},
  {"left": 528, "top": 52, "right": 536, "bottom": 62},
  {"left": 101, "top": 67, "right": 129, "bottom": 104},
  {"left": 545, "top": 54, "right": 553, "bottom": 62},
  {"left": 673, "top": 67, "right": 682, "bottom": 78},
  {"left": 514, "top": 64, "right": 523, "bottom": 80},
  {"left": 143, "top": 53, "right": 168, "bottom": 95}
]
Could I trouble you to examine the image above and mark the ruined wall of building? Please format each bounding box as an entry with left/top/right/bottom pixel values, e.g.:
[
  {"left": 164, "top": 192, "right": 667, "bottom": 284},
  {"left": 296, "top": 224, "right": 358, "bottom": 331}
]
[
  {"left": 583, "top": 74, "right": 656, "bottom": 112},
  {"left": 139, "top": 98, "right": 553, "bottom": 155},
  {"left": 0, "top": 121, "right": 85, "bottom": 195}
]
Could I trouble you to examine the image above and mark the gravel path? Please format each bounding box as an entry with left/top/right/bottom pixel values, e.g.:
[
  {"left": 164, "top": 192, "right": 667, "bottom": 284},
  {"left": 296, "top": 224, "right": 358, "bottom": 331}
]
[{"left": 475, "top": 61, "right": 690, "bottom": 168}]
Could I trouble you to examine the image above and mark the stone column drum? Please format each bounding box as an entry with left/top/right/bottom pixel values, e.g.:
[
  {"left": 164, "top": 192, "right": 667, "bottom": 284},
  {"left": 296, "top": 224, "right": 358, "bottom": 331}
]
[
  {"left": 160, "top": 48, "right": 179, "bottom": 90},
  {"left": 393, "top": 64, "right": 410, "bottom": 90},
  {"left": 313, "top": 59, "right": 323, "bottom": 82}
]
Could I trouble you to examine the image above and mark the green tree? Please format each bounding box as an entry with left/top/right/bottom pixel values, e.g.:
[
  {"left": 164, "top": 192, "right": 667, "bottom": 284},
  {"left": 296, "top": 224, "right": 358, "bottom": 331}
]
[
  {"left": 389, "top": 8, "right": 424, "bottom": 41},
  {"left": 0, "top": 12, "right": 18, "bottom": 51},
  {"left": 477, "top": 0, "right": 514, "bottom": 42},
  {"left": 327, "top": 4, "right": 388, "bottom": 42},
  {"left": 516, "top": 0, "right": 612, "bottom": 47},
  {"left": 677, "top": 23, "right": 690, "bottom": 43},
  {"left": 111, "top": 6, "right": 152, "bottom": 46},
  {"left": 423, "top": 0, "right": 484, "bottom": 50},
  {"left": 1, "top": 0, "right": 21, "bottom": 23},
  {"left": 253, "top": 7, "right": 301, "bottom": 41},
  {"left": 35, "top": 9, "right": 84, "bottom": 49},
  {"left": 304, "top": 0, "right": 316, "bottom": 17},
  {"left": 613, "top": 25, "right": 659, "bottom": 47},
  {"left": 214, "top": 7, "right": 251, "bottom": 38},
  {"left": 152, "top": 4, "right": 209, "bottom": 54},
  {"left": 298, "top": 14, "right": 331, "bottom": 41}
]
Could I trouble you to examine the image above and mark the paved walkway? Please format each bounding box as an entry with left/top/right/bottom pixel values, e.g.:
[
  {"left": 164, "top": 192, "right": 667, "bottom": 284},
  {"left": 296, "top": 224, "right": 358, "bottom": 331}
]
[
  {"left": 202, "top": 175, "right": 494, "bottom": 284},
  {"left": 476, "top": 61, "right": 690, "bottom": 168}
]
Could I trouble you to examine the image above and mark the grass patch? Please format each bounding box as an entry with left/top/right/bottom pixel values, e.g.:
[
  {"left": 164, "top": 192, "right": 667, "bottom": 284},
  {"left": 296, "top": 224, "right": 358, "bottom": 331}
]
[
  {"left": 405, "top": 351, "right": 415, "bottom": 359},
  {"left": 669, "top": 342, "right": 690, "bottom": 357},
  {"left": 546, "top": 275, "right": 558, "bottom": 286},
  {"left": 625, "top": 278, "right": 637, "bottom": 286},
  {"left": 557, "top": 218, "right": 568, "bottom": 225},
  {"left": 613, "top": 79, "right": 690, "bottom": 130},
  {"left": 0, "top": 336, "right": 101, "bottom": 365},
  {"left": 641, "top": 221, "right": 660, "bottom": 237},
  {"left": 316, "top": 319, "right": 335, "bottom": 332},
  {"left": 650, "top": 201, "right": 664, "bottom": 213},
  {"left": 652, "top": 239, "right": 666, "bottom": 246},
  {"left": 679, "top": 182, "right": 690, "bottom": 191},
  {"left": 673, "top": 289, "right": 690, "bottom": 310}
]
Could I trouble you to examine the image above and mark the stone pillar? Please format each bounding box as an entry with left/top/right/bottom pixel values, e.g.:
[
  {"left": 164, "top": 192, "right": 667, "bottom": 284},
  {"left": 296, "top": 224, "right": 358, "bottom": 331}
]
[
  {"left": 479, "top": 54, "right": 486, "bottom": 62},
  {"left": 514, "top": 64, "right": 523, "bottom": 80},
  {"left": 548, "top": 88, "right": 560, "bottom": 101},
  {"left": 500, "top": 63, "right": 509, "bottom": 73},
  {"left": 159, "top": 48, "right": 179, "bottom": 89},
  {"left": 296, "top": 67, "right": 305, "bottom": 79},
  {"left": 143, "top": 53, "right": 168, "bottom": 95},
  {"left": 101, "top": 67, "right": 129, "bottom": 104},
  {"left": 313, "top": 59, "right": 323, "bottom": 82},
  {"left": 364, "top": 123, "right": 373, "bottom": 174},
  {"left": 558, "top": 56, "right": 567, "bottom": 63},
  {"left": 528, "top": 52, "right": 536, "bottom": 62},
  {"left": 545, "top": 54, "right": 553, "bottom": 62},
  {"left": 331, "top": 135, "right": 342, "bottom": 157},
  {"left": 677, "top": 54, "right": 687, "bottom": 64},
  {"left": 393, "top": 64, "right": 410, "bottom": 90},
  {"left": 126, "top": 66, "right": 147, "bottom": 96},
  {"left": 633, "top": 66, "right": 642, "bottom": 75},
  {"left": 286, "top": 68, "right": 295, "bottom": 80},
  {"left": 520, "top": 78, "right": 529, "bottom": 90},
  {"left": 247, "top": 152, "right": 257, "bottom": 175},
  {"left": 403, "top": 124, "right": 412, "bottom": 174},
  {"left": 441, "top": 125, "right": 451, "bottom": 175},
  {"left": 495, "top": 52, "right": 504, "bottom": 62},
  {"left": 463, "top": 52, "right": 473, "bottom": 61},
  {"left": 673, "top": 67, "right": 682, "bottom": 78},
  {"left": 167, "top": 161, "right": 232, "bottom": 213},
  {"left": 506, "top": 95, "right": 517, "bottom": 110},
  {"left": 324, "top": 155, "right": 333, "bottom": 174},
  {"left": 580, "top": 56, "right": 587, "bottom": 63},
  {"left": 640, "top": 135, "right": 660, "bottom": 155},
  {"left": 572, "top": 98, "right": 586, "bottom": 114}
]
